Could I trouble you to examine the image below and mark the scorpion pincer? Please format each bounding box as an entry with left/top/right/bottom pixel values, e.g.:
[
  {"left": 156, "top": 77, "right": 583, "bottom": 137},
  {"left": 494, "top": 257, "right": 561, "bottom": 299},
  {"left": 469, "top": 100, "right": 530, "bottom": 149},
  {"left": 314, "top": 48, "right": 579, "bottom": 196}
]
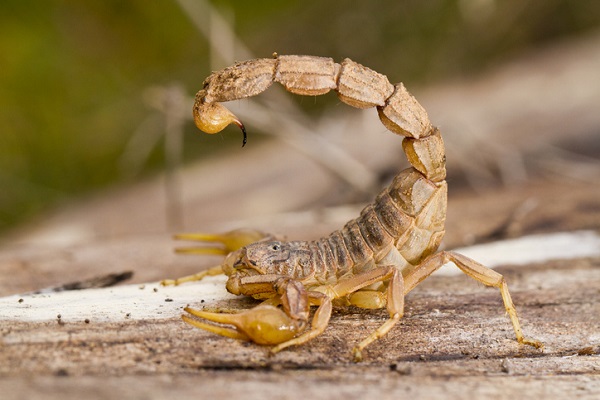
[{"left": 162, "top": 54, "right": 543, "bottom": 361}]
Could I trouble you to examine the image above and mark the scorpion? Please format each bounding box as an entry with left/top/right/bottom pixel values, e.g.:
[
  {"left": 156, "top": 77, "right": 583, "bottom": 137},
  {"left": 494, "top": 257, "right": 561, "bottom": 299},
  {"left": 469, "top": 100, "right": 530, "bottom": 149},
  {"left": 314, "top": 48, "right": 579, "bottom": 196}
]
[{"left": 162, "top": 54, "right": 543, "bottom": 361}]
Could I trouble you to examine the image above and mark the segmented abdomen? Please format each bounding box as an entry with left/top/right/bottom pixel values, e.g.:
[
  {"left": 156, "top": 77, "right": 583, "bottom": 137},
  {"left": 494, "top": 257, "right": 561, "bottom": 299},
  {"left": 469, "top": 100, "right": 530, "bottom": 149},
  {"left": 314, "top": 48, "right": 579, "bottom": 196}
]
[{"left": 310, "top": 167, "right": 447, "bottom": 284}]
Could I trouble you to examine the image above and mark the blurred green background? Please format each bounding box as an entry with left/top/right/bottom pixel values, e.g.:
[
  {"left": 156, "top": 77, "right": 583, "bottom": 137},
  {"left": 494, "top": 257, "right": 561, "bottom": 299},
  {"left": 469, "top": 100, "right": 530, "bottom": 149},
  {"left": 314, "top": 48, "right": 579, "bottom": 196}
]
[{"left": 1, "top": 0, "right": 599, "bottom": 234}]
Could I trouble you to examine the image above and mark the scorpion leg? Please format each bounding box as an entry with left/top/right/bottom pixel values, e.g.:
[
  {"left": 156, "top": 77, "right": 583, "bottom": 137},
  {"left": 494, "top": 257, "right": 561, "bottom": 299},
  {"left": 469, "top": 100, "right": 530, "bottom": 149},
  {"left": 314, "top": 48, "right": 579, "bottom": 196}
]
[
  {"left": 324, "top": 265, "right": 405, "bottom": 361},
  {"left": 161, "top": 264, "right": 225, "bottom": 286},
  {"left": 404, "top": 251, "right": 543, "bottom": 349}
]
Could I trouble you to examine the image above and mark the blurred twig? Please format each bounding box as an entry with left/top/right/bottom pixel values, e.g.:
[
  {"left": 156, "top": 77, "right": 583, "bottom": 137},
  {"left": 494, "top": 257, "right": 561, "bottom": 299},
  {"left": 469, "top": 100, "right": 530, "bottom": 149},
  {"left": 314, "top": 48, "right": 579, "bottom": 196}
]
[
  {"left": 119, "top": 84, "right": 189, "bottom": 230},
  {"left": 161, "top": 85, "right": 187, "bottom": 230},
  {"left": 121, "top": 0, "right": 381, "bottom": 230},
  {"left": 174, "top": 0, "right": 379, "bottom": 194},
  {"left": 175, "top": 0, "right": 253, "bottom": 67},
  {"left": 533, "top": 144, "right": 600, "bottom": 183}
]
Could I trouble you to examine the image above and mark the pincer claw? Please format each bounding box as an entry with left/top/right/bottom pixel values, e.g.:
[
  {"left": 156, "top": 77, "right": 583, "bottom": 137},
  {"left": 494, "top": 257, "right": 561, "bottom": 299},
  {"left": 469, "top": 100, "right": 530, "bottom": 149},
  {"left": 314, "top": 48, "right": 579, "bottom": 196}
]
[
  {"left": 183, "top": 304, "right": 301, "bottom": 345},
  {"left": 173, "top": 228, "right": 271, "bottom": 256}
]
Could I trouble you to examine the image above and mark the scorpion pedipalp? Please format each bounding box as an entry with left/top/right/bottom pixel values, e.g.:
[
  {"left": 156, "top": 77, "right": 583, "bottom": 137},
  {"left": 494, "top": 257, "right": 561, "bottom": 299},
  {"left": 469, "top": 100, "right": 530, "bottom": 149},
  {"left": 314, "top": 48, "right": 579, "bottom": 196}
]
[
  {"left": 161, "top": 229, "right": 274, "bottom": 286},
  {"left": 183, "top": 304, "right": 300, "bottom": 345},
  {"left": 172, "top": 228, "right": 271, "bottom": 256},
  {"left": 182, "top": 277, "right": 326, "bottom": 348}
]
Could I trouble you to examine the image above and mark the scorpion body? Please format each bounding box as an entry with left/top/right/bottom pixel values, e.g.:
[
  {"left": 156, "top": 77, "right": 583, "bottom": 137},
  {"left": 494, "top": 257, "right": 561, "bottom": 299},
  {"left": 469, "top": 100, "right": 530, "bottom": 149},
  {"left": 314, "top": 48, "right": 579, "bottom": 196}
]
[{"left": 164, "top": 55, "right": 542, "bottom": 361}]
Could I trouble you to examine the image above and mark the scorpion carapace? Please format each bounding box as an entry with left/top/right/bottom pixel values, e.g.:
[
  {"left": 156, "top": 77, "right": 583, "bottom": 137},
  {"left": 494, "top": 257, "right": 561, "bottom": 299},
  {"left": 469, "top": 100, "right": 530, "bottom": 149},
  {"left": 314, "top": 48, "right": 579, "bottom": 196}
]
[{"left": 163, "top": 54, "right": 542, "bottom": 361}]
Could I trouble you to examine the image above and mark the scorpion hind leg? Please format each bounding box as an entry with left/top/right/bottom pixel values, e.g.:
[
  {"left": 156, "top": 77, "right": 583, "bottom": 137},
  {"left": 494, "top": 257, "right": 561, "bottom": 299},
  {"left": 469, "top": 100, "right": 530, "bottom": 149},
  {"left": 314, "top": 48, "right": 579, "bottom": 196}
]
[
  {"left": 404, "top": 251, "right": 543, "bottom": 350},
  {"left": 183, "top": 304, "right": 300, "bottom": 345}
]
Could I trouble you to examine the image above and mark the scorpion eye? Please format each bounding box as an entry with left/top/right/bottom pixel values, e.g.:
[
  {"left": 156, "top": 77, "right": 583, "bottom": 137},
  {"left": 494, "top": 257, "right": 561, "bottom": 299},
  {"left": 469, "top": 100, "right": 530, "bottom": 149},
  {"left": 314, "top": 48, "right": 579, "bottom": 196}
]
[{"left": 271, "top": 244, "right": 281, "bottom": 251}]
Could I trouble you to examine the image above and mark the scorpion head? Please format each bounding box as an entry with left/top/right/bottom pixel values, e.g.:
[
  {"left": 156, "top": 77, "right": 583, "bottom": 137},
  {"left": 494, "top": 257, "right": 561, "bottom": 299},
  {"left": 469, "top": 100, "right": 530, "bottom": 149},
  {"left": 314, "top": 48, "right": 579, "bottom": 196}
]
[{"left": 224, "top": 241, "right": 311, "bottom": 297}]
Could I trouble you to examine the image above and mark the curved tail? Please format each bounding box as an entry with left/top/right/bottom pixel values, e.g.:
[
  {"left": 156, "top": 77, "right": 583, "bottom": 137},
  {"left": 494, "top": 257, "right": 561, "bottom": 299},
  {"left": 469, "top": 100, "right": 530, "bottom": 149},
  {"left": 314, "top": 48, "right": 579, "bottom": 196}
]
[{"left": 193, "top": 54, "right": 445, "bottom": 183}]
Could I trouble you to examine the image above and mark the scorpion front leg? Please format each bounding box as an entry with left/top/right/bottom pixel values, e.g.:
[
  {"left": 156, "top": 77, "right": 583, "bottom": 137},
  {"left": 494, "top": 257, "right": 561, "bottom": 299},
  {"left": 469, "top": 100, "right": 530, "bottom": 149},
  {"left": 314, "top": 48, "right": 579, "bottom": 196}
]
[{"left": 183, "top": 277, "right": 333, "bottom": 351}]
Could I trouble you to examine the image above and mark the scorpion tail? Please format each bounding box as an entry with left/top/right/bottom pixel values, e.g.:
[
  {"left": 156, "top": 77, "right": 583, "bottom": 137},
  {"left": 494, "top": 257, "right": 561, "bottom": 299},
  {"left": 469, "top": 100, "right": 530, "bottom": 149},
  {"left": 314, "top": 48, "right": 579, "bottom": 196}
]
[{"left": 193, "top": 101, "right": 246, "bottom": 146}]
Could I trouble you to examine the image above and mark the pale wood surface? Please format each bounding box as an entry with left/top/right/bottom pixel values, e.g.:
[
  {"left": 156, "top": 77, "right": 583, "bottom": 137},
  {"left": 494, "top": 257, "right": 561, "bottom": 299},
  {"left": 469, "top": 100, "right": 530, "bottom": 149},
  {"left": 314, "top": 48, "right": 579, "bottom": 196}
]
[{"left": 1, "top": 249, "right": 599, "bottom": 399}]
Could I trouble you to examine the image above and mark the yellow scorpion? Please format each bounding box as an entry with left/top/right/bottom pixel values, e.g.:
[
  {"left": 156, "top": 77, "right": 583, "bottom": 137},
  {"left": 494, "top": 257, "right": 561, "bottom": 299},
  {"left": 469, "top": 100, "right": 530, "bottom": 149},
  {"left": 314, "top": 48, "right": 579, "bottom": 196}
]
[{"left": 163, "top": 54, "right": 543, "bottom": 361}]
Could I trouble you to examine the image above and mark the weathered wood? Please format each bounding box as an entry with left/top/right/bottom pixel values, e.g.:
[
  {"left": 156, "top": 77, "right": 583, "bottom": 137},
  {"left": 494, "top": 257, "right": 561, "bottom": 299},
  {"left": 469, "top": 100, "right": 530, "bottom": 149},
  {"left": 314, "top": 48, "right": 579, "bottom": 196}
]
[{"left": 1, "top": 255, "right": 599, "bottom": 399}]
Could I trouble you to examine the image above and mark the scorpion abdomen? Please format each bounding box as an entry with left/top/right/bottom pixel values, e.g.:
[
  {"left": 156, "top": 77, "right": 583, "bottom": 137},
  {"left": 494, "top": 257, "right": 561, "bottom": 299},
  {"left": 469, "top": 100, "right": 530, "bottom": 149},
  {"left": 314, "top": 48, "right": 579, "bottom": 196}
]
[{"left": 307, "top": 167, "right": 446, "bottom": 284}]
